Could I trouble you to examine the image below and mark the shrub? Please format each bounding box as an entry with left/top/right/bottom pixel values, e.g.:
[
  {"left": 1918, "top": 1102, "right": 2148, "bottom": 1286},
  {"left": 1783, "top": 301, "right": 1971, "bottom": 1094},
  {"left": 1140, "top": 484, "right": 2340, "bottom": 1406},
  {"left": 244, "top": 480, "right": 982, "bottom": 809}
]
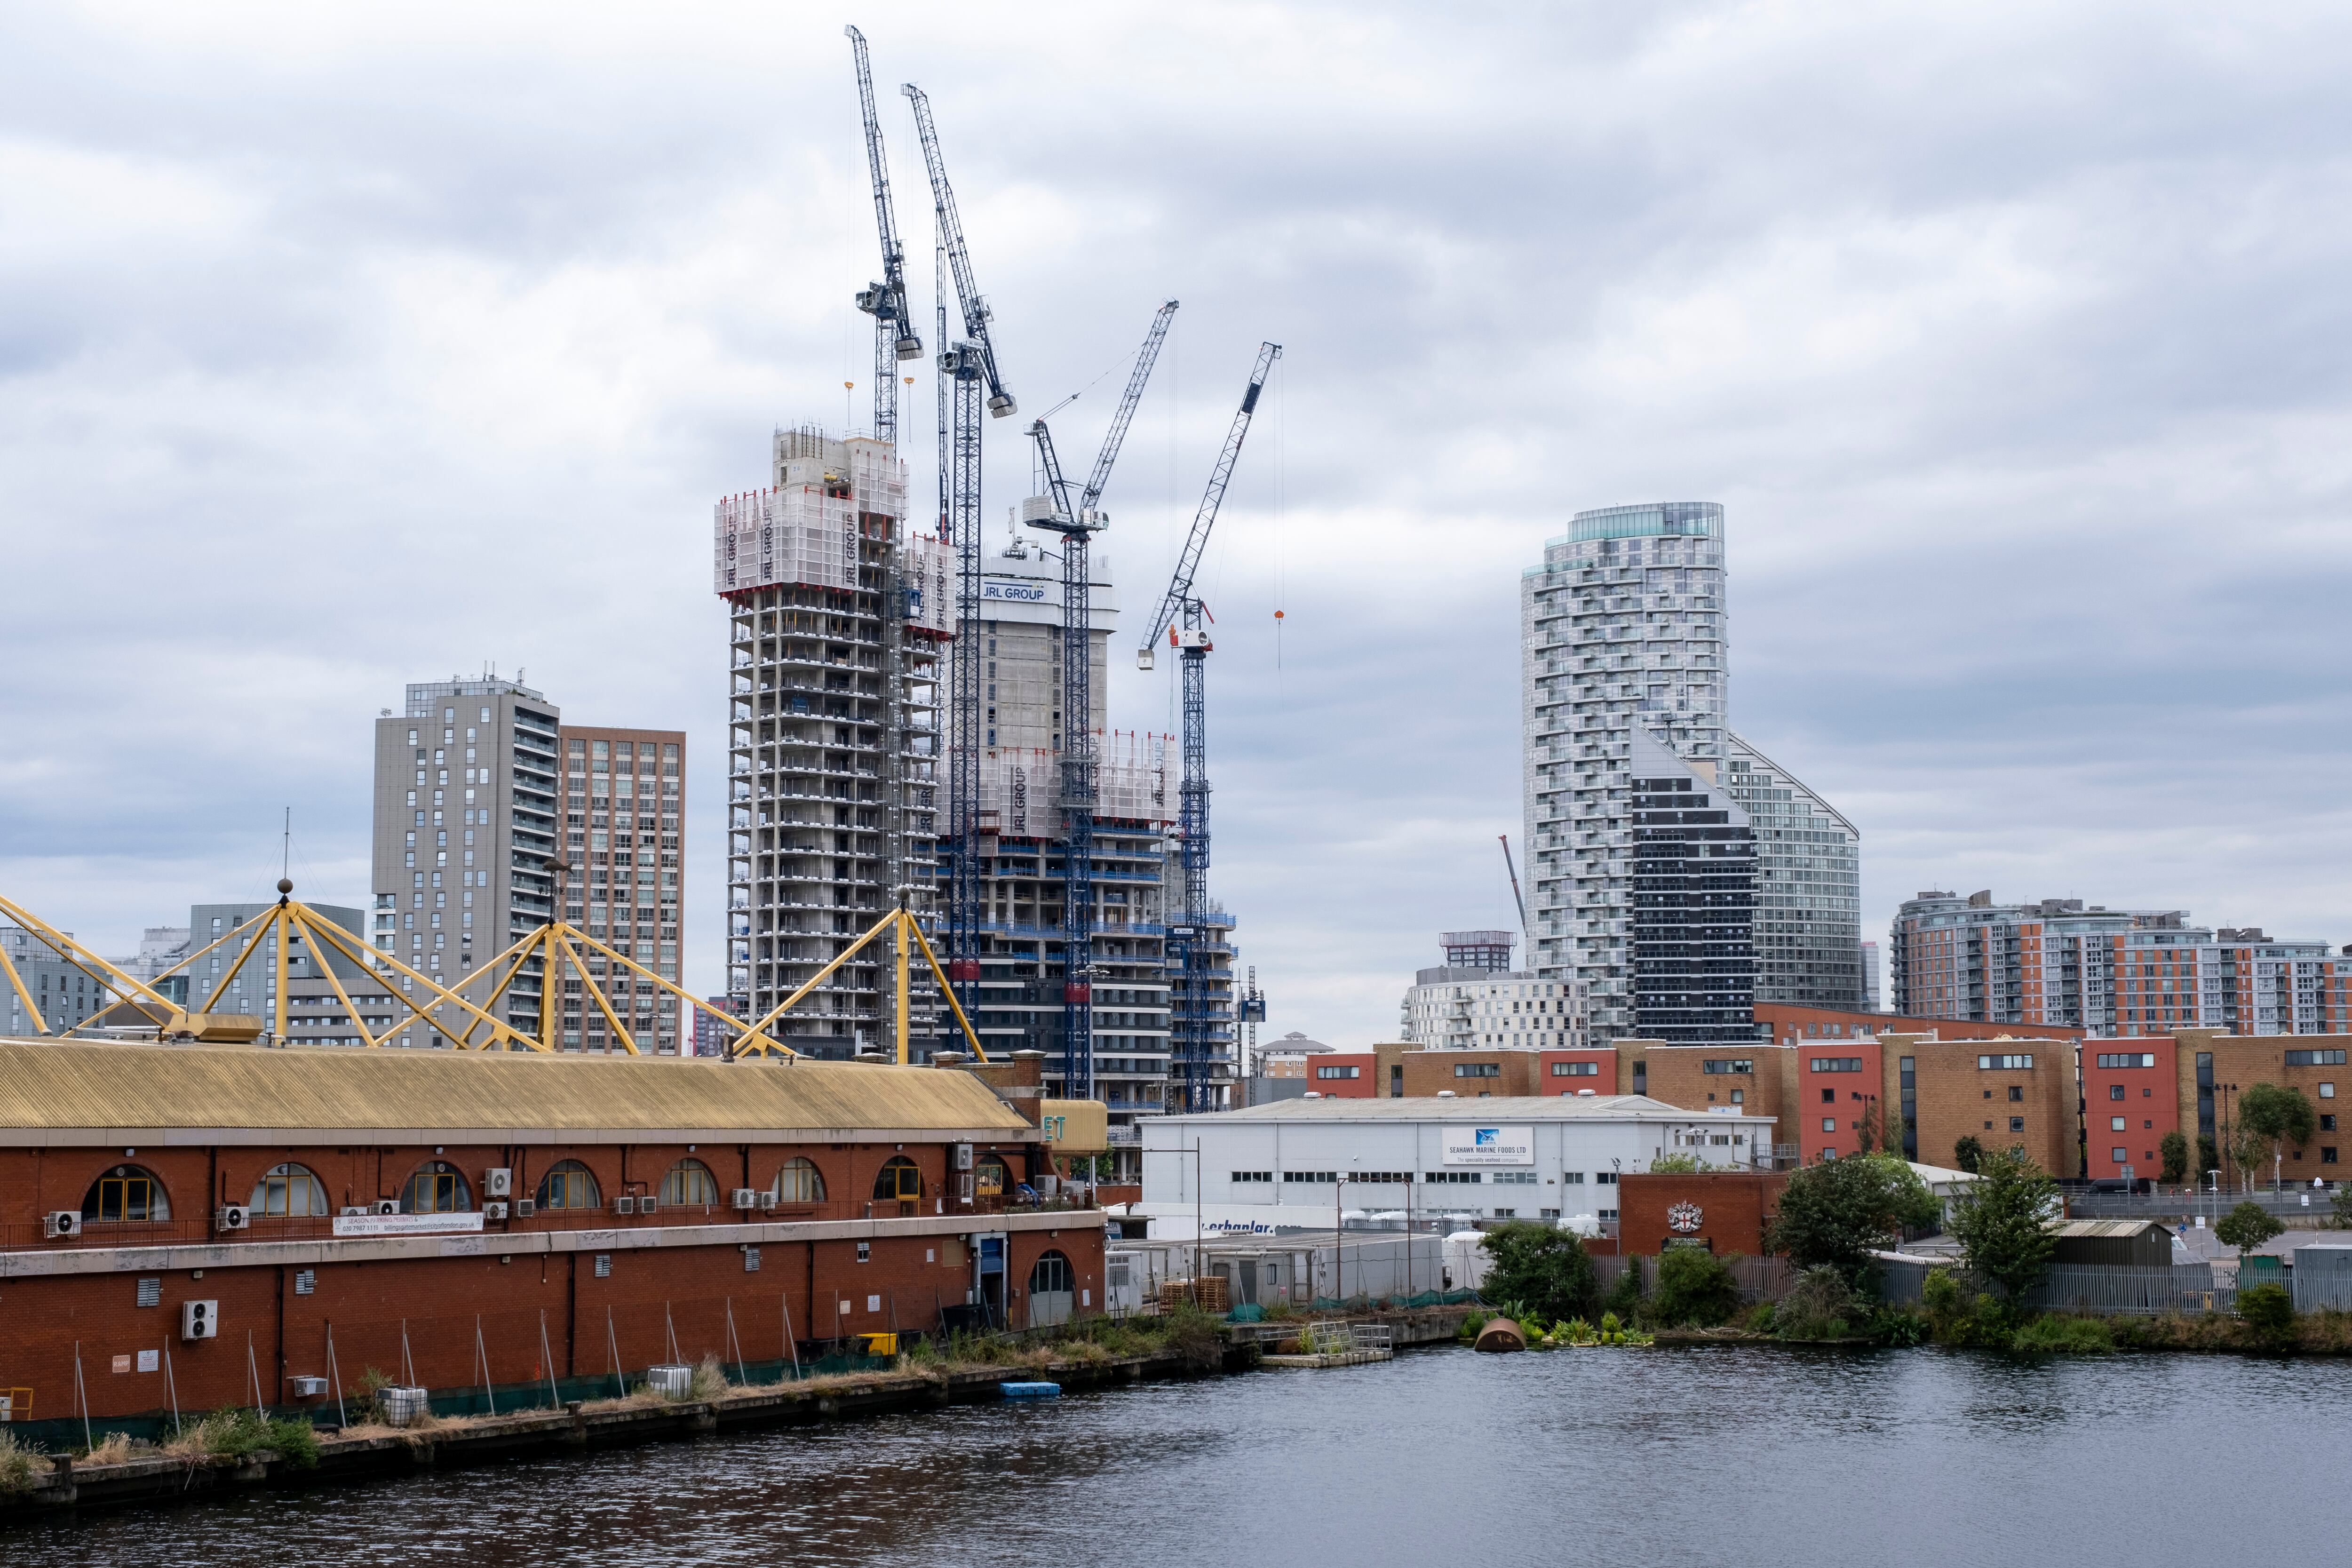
[
  {"left": 687, "top": 1356, "right": 730, "bottom": 1401},
  {"left": 1953, "top": 1135, "right": 1984, "bottom": 1174},
  {"left": 2238, "top": 1281, "right": 2295, "bottom": 1342},
  {"left": 2011, "top": 1315, "right": 2114, "bottom": 1354},
  {"left": 2216, "top": 1202, "right": 2285, "bottom": 1254},
  {"left": 1650, "top": 1249, "right": 1741, "bottom": 1328},
  {"left": 1775, "top": 1265, "right": 1857, "bottom": 1342},
  {"left": 1602, "top": 1264, "right": 1645, "bottom": 1325},
  {"left": 0, "top": 1430, "right": 47, "bottom": 1496},
  {"left": 1647, "top": 1153, "right": 1702, "bottom": 1174},
  {"left": 1870, "top": 1307, "right": 1930, "bottom": 1346},
  {"left": 1479, "top": 1222, "right": 1599, "bottom": 1325},
  {"left": 181, "top": 1408, "right": 321, "bottom": 1470}
]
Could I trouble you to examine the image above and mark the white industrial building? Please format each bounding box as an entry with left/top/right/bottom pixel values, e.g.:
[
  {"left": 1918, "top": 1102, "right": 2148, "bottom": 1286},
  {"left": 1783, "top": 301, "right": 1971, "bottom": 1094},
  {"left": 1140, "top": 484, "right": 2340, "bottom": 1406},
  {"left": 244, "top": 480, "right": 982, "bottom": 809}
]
[{"left": 1126, "top": 1095, "right": 1775, "bottom": 1238}]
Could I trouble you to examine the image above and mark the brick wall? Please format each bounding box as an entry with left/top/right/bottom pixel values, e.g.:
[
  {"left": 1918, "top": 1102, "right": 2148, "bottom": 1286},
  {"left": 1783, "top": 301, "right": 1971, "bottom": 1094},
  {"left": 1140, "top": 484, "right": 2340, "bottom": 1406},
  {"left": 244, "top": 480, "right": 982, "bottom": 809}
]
[
  {"left": 1616, "top": 1171, "right": 1788, "bottom": 1256},
  {"left": 1903, "top": 1032, "right": 2072, "bottom": 1175}
]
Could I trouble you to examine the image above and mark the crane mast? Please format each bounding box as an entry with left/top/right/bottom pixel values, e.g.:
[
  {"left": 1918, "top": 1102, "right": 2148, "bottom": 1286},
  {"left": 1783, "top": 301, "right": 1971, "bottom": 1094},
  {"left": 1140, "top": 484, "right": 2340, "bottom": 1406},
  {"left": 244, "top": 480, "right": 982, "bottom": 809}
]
[
  {"left": 1143, "top": 341, "right": 1281, "bottom": 1112},
  {"left": 901, "top": 81, "right": 1016, "bottom": 994},
  {"left": 845, "top": 27, "right": 921, "bottom": 440},
  {"left": 1023, "top": 303, "right": 1176, "bottom": 1101}
]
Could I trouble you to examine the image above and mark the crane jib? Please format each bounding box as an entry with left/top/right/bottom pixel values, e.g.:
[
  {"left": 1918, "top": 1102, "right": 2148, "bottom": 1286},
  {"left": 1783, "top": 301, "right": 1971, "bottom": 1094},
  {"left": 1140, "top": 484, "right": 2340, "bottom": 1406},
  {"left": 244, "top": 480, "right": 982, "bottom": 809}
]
[{"left": 1241, "top": 382, "right": 1261, "bottom": 413}]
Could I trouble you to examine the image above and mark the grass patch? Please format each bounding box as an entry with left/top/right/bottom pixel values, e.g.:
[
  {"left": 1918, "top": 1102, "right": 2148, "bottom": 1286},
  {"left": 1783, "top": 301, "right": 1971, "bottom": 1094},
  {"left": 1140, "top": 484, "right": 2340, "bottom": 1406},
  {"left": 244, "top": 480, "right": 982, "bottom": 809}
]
[
  {"left": 167, "top": 1408, "right": 321, "bottom": 1469},
  {"left": 2010, "top": 1315, "right": 2115, "bottom": 1354}
]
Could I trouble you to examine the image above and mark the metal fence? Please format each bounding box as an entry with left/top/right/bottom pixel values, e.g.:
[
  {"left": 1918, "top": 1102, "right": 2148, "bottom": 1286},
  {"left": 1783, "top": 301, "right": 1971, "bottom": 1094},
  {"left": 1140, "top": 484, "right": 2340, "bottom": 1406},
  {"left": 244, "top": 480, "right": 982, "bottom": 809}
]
[{"left": 2021, "top": 1264, "right": 2235, "bottom": 1317}]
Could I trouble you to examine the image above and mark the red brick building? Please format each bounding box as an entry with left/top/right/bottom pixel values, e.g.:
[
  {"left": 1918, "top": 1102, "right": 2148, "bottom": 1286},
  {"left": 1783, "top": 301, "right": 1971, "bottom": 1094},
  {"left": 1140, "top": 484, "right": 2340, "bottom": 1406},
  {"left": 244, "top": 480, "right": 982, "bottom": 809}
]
[
  {"left": 1614, "top": 1171, "right": 1788, "bottom": 1257},
  {"left": 0, "top": 1038, "right": 1099, "bottom": 1435}
]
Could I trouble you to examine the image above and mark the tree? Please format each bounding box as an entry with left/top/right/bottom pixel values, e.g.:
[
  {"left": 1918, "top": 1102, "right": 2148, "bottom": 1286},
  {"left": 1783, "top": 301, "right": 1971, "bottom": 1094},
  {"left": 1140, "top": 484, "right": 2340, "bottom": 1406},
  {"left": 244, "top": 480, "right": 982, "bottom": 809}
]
[
  {"left": 2215, "top": 1200, "right": 2284, "bottom": 1255},
  {"left": 1479, "top": 1221, "right": 1598, "bottom": 1324},
  {"left": 1650, "top": 1247, "right": 1742, "bottom": 1327},
  {"left": 1952, "top": 1135, "right": 1984, "bottom": 1174},
  {"left": 2197, "top": 1133, "right": 2219, "bottom": 1185},
  {"left": 2237, "top": 1281, "right": 2295, "bottom": 1343},
  {"left": 1949, "top": 1146, "right": 2059, "bottom": 1299},
  {"left": 1647, "top": 1153, "right": 1702, "bottom": 1175},
  {"left": 2333, "top": 1183, "right": 2352, "bottom": 1230},
  {"left": 2158, "top": 1131, "right": 2190, "bottom": 1186},
  {"left": 1766, "top": 1153, "right": 1941, "bottom": 1289},
  {"left": 2237, "top": 1083, "right": 2318, "bottom": 1190}
]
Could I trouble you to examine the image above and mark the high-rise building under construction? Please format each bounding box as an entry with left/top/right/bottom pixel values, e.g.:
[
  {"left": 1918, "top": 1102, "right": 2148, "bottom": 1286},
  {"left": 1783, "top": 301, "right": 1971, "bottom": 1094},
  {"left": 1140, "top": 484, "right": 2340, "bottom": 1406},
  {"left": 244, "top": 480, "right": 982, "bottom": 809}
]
[{"left": 715, "top": 426, "right": 953, "bottom": 1057}]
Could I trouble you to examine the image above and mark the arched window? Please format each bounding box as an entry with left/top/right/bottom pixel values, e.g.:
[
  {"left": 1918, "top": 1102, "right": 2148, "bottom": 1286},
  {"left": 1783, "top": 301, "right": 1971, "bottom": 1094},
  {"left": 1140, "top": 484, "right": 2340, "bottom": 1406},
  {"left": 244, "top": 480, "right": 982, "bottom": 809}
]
[
  {"left": 872, "top": 1156, "right": 922, "bottom": 1204},
  {"left": 770, "top": 1157, "right": 826, "bottom": 1204},
  {"left": 401, "top": 1160, "right": 472, "bottom": 1215},
  {"left": 82, "top": 1165, "right": 170, "bottom": 1223},
  {"left": 250, "top": 1163, "right": 328, "bottom": 1217},
  {"left": 975, "top": 1154, "right": 1011, "bottom": 1200},
  {"left": 661, "top": 1159, "right": 719, "bottom": 1208},
  {"left": 535, "top": 1160, "right": 601, "bottom": 1210}
]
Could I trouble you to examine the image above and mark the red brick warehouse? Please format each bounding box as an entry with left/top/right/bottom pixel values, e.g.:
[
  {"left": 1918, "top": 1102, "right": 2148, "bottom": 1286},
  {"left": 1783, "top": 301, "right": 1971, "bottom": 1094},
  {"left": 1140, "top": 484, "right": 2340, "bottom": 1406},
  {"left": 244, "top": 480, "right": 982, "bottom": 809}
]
[{"left": 0, "top": 1039, "right": 1104, "bottom": 1434}]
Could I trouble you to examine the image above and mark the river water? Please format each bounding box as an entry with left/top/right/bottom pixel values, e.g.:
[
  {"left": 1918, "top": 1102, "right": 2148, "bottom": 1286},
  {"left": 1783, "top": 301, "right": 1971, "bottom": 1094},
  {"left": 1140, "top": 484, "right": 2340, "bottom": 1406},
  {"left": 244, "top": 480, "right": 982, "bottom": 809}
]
[{"left": 16, "top": 1344, "right": 2343, "bottom": 1565}]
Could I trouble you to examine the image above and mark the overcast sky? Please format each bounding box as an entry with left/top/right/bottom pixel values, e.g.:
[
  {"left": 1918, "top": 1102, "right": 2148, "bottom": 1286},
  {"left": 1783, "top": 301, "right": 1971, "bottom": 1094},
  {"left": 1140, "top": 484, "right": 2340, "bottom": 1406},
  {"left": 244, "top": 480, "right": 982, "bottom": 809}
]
[{"left": 5, "top": 2, "right": 2352, "bottom": 1046}]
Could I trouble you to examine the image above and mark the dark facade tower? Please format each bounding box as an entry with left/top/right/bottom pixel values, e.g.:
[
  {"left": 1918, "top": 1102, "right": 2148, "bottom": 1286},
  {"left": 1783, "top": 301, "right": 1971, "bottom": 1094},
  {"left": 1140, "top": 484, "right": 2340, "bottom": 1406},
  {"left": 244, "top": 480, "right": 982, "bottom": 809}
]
[{"left": 1628, "top": 729, "right": 1755, "bottom": 1040}]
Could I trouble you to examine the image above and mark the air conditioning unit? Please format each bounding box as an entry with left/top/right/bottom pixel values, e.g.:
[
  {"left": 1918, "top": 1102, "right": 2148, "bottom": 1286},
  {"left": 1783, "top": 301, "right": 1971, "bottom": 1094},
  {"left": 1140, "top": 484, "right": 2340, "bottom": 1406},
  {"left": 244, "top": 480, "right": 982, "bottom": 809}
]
[
  {"left": 514, "top": 1198, "right": 536, "bottom": 1218},
  {"left": 638, "top": 1196, "right": 660, "bottom": 1216},
  {"left": 183, "top": 1299, "right": 219, "bottom": 1341},
  {"left": 731, "top": 1188, "right": 758, "bottom": 1211},
  {"left": 215, "top": 1205, "right": 251, "bottom": 1232},
  {"left": 288, "top": 1375, "right": 328, "bottom": 1399},
  {"left": 483, "top": 1167, "right": 513, "bottom": 1198},
  {"left": 484, "top": 1201, "right": 508, "bottom": 1221},
  {"left": 952, "top": 1143, "right": 974, "bottom": 1172},
  {"left": 339, "top": 1206, "right": 370, "bottom": 1218},
  {"left": 374, "top": 1199, "right": 400, "bottom": 1216},
  {"left": 614, "top": 1196, "right": 636, "bottom": 1215},
  {"left": 758, "top": 1192, "right": 779, "bottom": 1212},
  {"left": 44, "top": 1211, "right": 81, "bottom": 1239}
]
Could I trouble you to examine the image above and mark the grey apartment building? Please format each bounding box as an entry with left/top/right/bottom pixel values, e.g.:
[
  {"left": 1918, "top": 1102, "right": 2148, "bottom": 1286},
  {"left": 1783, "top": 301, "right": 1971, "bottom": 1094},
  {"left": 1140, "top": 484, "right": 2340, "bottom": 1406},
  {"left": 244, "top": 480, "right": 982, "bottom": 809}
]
[{"left": 370, "top": 677, "right": 563, "bottom": 1035}]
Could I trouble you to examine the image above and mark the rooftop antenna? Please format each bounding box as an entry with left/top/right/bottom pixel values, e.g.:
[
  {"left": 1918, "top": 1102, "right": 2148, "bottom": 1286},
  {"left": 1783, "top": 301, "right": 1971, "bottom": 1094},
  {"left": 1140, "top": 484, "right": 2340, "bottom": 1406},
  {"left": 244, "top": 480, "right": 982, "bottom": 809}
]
[{"left": 283, "top": 807, "right": 293, "bottom": 884}]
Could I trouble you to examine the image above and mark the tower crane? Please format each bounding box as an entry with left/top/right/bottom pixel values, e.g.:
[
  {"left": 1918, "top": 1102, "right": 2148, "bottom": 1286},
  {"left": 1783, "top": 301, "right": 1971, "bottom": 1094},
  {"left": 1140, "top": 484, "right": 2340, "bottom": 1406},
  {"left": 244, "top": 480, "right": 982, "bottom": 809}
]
[
  {"left": 846, "top": 28, "right": 922, "bottom": 440},
  {"left": 1138, "top": 341, "right": 1282, "bottom": 1112},
  {"left": 1021, "top": 301, "right": 1177, "bottom": 1099},
  {"left": 900, "top": 81, "right": 1017, "bottom": 995}
]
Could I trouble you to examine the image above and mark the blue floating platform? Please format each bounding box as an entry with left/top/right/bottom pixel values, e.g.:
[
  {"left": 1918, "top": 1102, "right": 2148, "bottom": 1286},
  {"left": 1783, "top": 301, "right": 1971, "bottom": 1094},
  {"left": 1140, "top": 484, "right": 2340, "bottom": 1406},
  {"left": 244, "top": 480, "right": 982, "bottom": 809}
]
[{"left": 1000, "top": 1381, "right": 1061, "bottom": 1400}]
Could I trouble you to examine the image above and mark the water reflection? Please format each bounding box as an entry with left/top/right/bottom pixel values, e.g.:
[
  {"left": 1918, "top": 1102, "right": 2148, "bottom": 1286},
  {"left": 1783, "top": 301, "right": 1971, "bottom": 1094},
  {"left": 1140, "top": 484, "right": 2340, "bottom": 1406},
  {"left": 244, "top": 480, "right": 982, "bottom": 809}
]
[{"left": 17, "top": 1346, "right": 2349, "bottom": 1567}]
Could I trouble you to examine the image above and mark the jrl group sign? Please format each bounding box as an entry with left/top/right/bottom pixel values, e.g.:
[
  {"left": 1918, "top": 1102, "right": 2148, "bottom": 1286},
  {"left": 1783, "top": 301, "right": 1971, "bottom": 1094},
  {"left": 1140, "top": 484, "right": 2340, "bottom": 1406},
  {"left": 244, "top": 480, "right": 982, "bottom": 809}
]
[{"left": 1441, "top": 1125, "right": 1534, "bottom": 1166}]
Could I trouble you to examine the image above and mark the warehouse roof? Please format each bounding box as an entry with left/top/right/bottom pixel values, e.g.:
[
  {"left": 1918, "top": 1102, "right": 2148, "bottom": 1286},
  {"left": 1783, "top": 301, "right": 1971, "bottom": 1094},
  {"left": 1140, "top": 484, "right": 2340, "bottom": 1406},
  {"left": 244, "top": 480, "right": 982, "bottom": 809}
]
[
  {"left": 0, "top": 1036, "right": 1034, "bottom": 1146},
  {"left": 1154, "top": 1094, "right": 1773, "bottom": 1124}
]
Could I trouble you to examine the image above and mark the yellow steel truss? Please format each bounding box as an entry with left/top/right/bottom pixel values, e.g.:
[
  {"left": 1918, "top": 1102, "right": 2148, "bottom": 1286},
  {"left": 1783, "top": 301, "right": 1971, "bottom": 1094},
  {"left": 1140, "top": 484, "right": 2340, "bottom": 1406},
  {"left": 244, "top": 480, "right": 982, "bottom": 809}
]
[{"left": 0, "top": 885, "right": 986, "bottom": 1065}]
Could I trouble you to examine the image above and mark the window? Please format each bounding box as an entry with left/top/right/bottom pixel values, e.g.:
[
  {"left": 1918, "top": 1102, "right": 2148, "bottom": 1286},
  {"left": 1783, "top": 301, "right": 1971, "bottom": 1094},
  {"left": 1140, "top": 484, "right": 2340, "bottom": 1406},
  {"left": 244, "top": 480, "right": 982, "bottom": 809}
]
[
  {"left": 1978, "top": 1054, "right": 2034, "bottom": 1070},
  {"left": 1701, "top": 1059, "right": 1752, "bottom": 1075},
  {"left": 2110, "top": 1116, "right": 2127, "bottom": 1132},
  {"left": 2008, "top": 1086, "right": 2024, "bottom": 1103},
  {"left": 872, "top": 1156, "right": 922, "bottom": 1203},
  {"left": 2324, "top": 1115, "right": 2338, "bottom": 1133},
  {"left": 1424, "top": 1171, "right": 1484, "bottom": 1184},
  {"left": 1315, "top": 1064, "right": 1359, "bottom": 1080},
  {"left": 2111, "top": 1146, "right": 2129, "bottom": 1162},
  {"left": 250, "top": 1162, "right": 328, "bottom": 1217},
  {"left": 1029, "top": 1250, "right": 1073, "bottom": 1296},
  {"left": 1229, "top": 1170, "right": 1274, "bottom": 1183},
  {"left": 1810, "top": 1058, "right": 1862, "bottom": 1073},
  {"left": 1492, "top": 1171, "right": 1539, "bottom": 1185},
  {"left": 662, "top": 1159, "right": 720, "bottom": 1208},
  {"left": 771, "top": 1157, "right": 826, "bottom": 1204},
  {"left": 2326, "top": 1148, "right": 2340, "bottom": 1165},
  {"left": 401, "top": 1161, "right": 471, "bottom": 1215},
  {"left": 83, "top": 1165, "right": 170, "bottom": 1223},
  {"left": 2009, "top": 1117, "right": 2025, "bottom": 1133},
  {"left": 536, "top": 1160, "right": 602, "bottom": 1210},
  {"left": 2096, "top": 1053, "right": 2157, "bottom": 1069},
  {"left": 2324, "top": 1083, "right": 2337, "bottom": 1099},
  {"left": 1561, "top": 1171, "right": 1586, "bottom": 1184},
  {"left": 2287, "top": 1050, "right": 2348, "bottom": 1066},
  {"left": 1454, "top": 1063, "right": 1501, "bottom": 1078},
  {"left": 1821, "top": 1118, "right": 1837, "bottom": 1132},
  {"left": 1552, "top": 1061, "right": 1598, "bottom": 1077},
  {"left": 973, "top": 1154, "right": 1010, "bottom": 1200},
  {"left": 1596, "top": 1171, "right": 1617, "bottom": 1186},
  {"left": 1820, "top": 1088, "right": 1835, "bottom": 1105},
  {"left": 1283, "top": 1170, "right": 1339, "bottom": 1184},
  {"left": 2108, "top": 1084, "right": 2126, "bottom": 1101}
]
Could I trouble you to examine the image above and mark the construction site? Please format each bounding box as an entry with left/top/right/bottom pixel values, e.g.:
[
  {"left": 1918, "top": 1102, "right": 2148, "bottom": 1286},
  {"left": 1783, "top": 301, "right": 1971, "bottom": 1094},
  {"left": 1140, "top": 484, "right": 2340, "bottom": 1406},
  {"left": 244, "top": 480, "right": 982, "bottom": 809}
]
[{"left": 0, "top": 28, "right": 1276, "bottom": 1168}]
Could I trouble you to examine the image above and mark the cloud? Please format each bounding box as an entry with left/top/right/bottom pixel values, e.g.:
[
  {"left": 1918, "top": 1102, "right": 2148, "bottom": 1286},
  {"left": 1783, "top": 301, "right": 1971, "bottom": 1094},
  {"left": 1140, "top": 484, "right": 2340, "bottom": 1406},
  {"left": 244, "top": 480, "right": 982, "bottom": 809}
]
[{"left": 5, "top": 2, "right": 2352, "bottom": 1047}]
